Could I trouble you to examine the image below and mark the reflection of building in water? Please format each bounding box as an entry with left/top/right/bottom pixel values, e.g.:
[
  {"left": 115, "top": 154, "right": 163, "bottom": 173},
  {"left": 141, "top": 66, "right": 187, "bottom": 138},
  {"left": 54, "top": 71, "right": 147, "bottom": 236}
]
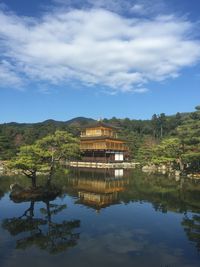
[
  {"left": 69, "top": 168, "right": 129, "bottom": 210},
  {"left": 115, "top": 169, "right": 124, "bottom": 177},
  {"left": 78, "top": 191, "right": 119, "bottom": 209}
]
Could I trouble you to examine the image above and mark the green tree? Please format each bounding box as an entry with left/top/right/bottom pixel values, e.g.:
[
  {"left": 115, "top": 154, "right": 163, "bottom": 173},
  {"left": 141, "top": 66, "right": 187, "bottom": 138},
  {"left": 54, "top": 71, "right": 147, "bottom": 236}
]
[
  {"left": 0, "top": 135, "right": 15, "bottom": 160},
  {"left": 158, "top": 113, "right": 166, "bottom": 138},
  {"left": 8, "top": 131, "right": 80, "bottom": 188},
  {"left": 136, "top": 136, "right": 157, "bottom": 164},
  {"left": 9, "top": 145, "right": 48, "bottom": 188},
  {"left": 150, "top": 106, "right": 200, "bottom": 172},
  {"left": 151, "top": 114, "right": 159, "bottom": 138},
  {"left": 152, "top": 138, "right": 184, "bottom": 169},
  {"left": 36, "top": 131, "right": 80, "bottom": 185},
  {"left": 176, "top": 108, "right": 200, "bottom": 172}
]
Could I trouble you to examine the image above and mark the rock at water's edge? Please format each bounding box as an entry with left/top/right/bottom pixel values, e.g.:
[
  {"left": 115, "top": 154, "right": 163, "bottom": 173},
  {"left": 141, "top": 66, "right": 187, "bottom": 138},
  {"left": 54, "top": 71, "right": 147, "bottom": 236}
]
[{"left": 10, "top": 184, "right": 61, "bottom": 203}]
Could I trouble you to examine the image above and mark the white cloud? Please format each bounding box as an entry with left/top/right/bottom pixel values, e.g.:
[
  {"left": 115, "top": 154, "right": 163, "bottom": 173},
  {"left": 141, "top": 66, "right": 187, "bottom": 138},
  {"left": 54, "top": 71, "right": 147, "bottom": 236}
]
[
  {"left": 131, "top": 4, "right": 144, "bottom": 14},
  {"left": 0, "top": 60, "right": 24, "bottom": 88},
  {"left": 133, "top": 88, "right": 149, "bottom": 94},
  {"left": 0, "top": 5, "right": 200, "bottom": 92}
]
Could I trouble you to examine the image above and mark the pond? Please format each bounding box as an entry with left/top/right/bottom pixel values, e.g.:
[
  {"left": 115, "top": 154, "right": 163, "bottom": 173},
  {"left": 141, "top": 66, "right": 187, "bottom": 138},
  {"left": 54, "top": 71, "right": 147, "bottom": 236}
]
[{"left": 0, "top": 168, "right": 200, "bottom": 267}]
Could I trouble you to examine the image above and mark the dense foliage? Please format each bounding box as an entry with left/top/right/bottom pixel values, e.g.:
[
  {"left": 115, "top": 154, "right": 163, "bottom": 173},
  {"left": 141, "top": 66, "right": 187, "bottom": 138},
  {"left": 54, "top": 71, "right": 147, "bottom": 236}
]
[
  {"left": 8, "top": 131, "right": 80, "bottom": 187},
  {"left": 135, "top": 106, "right": 200, "bottom": 173},
  {"left": 0, "top": 117, "right": 93, "bottom": 160},
  {"left": 0, "top": 113, "right": 185, "bottom": 159},
  {"left": 0, "top": 106, "right": 200, "bottom": 173}
]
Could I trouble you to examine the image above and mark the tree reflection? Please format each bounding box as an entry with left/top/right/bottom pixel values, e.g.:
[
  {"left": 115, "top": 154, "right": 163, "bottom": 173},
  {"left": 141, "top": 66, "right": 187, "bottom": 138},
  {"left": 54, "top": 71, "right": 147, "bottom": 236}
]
[
  {"left": 2, "top": 168, "right": 200, "bottom": 255},
  {"left": 182, "top": 214, "right": 200, "bottom": 251},
  {"left": 0, "top": 190, "right": 4, "bottom": 200},
  {"left": 2, "top": 200, "right": 80, "bottom": 254}
]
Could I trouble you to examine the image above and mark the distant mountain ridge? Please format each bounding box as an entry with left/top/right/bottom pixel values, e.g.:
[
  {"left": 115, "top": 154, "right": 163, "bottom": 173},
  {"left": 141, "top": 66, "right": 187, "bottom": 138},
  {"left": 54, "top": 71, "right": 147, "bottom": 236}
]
[
  {"left": 1, "top": 111, "right": 190, "bottom": 127},
  {"left": 1, "top": 117, "right": 96, "bottom": 127},
  {"left": 63, "top": 117, "right": 96, "bottom": 126}
]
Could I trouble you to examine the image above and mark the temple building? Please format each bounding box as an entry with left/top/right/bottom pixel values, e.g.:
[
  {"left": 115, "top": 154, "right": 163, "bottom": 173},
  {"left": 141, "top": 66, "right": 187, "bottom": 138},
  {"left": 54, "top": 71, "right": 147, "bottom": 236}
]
[{"left": 80, "top": 121, "right": 129, "bottom": 162}]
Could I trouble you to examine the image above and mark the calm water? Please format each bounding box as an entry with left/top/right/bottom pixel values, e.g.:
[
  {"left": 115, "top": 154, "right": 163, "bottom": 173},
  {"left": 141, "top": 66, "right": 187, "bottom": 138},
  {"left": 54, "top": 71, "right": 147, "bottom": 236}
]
[{"left": 0, "top": 168, "right": 200, "bottom": 267}]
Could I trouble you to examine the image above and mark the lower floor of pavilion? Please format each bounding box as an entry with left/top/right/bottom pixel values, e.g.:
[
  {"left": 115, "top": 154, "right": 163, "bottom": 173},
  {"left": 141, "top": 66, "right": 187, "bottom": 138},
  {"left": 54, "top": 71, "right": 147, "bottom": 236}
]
[{"left": 81, "top": 150, "right": 129, "bottom": 163}]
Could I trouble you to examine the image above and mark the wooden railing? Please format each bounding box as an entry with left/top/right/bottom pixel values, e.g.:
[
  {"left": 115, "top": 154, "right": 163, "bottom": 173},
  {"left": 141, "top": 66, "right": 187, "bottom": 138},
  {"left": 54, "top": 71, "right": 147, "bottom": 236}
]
[{"left": 80, "top": 142, "right": 128, "bottom": 151}]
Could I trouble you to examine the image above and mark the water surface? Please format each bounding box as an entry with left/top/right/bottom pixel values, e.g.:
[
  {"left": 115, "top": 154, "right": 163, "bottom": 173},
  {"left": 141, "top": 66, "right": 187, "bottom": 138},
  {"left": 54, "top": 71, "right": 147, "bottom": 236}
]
[{"left": 0, "top": 168, "right": 200, "bottom": 267}]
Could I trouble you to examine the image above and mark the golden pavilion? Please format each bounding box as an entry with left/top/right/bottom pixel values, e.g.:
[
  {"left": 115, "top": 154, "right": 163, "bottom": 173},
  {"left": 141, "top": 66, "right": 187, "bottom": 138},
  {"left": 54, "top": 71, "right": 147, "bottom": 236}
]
[{"left": 80, "top": 121, "right": 129, "bottom": 162}]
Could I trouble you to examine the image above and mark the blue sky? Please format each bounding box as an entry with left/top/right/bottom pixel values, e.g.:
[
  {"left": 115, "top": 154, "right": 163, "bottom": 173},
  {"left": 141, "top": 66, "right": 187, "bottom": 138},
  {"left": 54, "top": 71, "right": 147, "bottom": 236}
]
[{"left": 0, "top": 0, "right": 200, "bottom": 123}]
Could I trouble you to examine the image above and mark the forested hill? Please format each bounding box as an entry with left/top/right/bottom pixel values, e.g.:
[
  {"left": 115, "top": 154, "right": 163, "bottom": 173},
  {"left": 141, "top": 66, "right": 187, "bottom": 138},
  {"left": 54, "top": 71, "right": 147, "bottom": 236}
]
[
  {"left": 0, "top": 117, "right": 95, "bottom": 159},
  {"left": 0, "top": 109, "right": 196, "bottom": 160}
]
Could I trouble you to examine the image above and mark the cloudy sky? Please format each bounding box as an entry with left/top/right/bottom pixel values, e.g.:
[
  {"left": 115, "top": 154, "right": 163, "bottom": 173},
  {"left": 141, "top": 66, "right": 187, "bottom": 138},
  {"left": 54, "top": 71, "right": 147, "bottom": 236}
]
[{"left": 0, "top": 0, "right": 200, "bottom": 122}]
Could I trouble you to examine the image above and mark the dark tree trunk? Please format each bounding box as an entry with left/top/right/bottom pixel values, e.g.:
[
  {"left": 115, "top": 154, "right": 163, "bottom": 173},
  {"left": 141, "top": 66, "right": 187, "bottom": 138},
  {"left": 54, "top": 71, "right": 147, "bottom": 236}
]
[
  {"left": 21, "top": 201, "right": 35, "bottom": 218},
  {"left": 46, "top": 162, "right": 54, "bottom": 187},
  {"left": 29, "top": 201, "right": 35, "bottom": 217},
  {"left": 31, "top": 174, "right": 37, "bottom": 188},
  {"left": 160, "top": 125, "right": 163, "bottom": 138},
  {"left": 46, "top": 201, "right": 51, "bottom": 223}
]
